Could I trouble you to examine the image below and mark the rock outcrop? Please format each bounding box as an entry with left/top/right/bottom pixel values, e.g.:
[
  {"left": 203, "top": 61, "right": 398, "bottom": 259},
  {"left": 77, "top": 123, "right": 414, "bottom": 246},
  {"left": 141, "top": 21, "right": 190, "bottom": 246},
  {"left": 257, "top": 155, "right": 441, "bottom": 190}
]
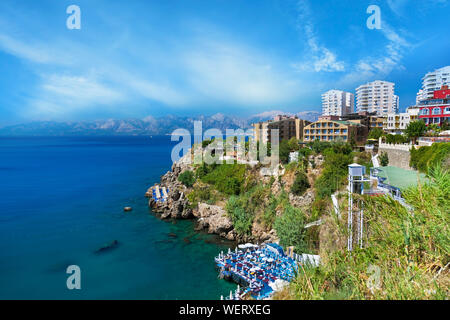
[
  {"left": 194, "top": 203, "right": 233, "bottom": 236},
  {"left": 148, "top": 153, "right": 193, "bottom": 220}
]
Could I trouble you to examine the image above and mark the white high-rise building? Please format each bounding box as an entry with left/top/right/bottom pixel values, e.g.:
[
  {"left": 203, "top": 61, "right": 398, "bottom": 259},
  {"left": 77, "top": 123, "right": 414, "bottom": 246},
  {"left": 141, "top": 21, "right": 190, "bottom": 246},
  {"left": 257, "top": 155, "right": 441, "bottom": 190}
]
[
  {"left": 356, "top": 80, "right": 399, "bottom": 115},
  {"left": 416, "top": 66, "right": 450, "bottom": 103},
  {"left": 321, "top": 90, "right": 354, "bottom": 116}
]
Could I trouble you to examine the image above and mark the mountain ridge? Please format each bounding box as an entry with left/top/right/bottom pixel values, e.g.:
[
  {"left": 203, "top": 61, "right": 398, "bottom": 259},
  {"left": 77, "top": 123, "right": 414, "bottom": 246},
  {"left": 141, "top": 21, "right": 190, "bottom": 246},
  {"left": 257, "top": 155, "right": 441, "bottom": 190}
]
[{"left": 0, "top": 111, "right": 320, "bottom": 136}]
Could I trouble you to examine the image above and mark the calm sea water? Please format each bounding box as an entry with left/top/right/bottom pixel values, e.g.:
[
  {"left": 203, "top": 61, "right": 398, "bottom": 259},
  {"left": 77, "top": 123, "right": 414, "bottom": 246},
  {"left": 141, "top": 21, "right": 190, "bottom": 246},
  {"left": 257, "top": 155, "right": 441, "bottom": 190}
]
[{"left": 0, "top": 136, "right": 235, "bottom": 299}]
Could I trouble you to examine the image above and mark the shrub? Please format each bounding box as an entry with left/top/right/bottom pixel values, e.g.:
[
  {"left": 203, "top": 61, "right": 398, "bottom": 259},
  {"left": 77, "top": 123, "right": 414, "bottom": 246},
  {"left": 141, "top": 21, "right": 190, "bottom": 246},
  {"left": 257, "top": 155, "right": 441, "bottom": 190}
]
[
  {"left": 226, "top": 194, "right": 254, "bottom": 236},
  {"left": 410, "top": 142, "right": 450, "bottom": 173},
  {"left": 201, "top": 164, "right": 246, "bottom": 195},
  {"left": 291, "top": 171, "right": 310, "bottom": 196},
  {"left": 178, "top": 170, "right": 195, "bottom": 187},
  {"left": 274, "top": 205, "right": 307, "bottom": 252}
]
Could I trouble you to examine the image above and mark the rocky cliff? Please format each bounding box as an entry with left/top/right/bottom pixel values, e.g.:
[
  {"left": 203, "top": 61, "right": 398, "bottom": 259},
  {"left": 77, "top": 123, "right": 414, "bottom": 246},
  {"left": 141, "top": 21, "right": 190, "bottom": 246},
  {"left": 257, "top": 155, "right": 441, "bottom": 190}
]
[{"left": 147, "top": 152, "right": 319, "bottom": 244}]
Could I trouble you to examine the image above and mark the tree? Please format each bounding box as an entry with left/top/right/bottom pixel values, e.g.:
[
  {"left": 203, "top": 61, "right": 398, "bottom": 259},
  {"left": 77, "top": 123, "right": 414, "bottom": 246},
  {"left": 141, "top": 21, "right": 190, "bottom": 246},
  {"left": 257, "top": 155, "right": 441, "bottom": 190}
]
[
  {"left": 178, "top": 170, "right": 196, "bottom": 187},
  {"left": 368, "top": 128, "right": 384, "bottom": 140},
  {"left": 405, "top": 120, "right": 426, "bottom": 145},
  {"left": 279, "top": 139, "right": 291, "bottom": 164},
  {"left": 379, "top": 152, "right": 389, "bottom": 167}
]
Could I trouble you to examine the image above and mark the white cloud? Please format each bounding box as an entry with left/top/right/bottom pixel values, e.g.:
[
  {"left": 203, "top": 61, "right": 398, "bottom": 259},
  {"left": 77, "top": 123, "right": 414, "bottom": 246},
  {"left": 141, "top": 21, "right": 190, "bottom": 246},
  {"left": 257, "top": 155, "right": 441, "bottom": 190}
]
[
  {"left": 28, "top": 74, "right": 126, "bottom": 116},
  {"left": 338, "top": 23, "right": 411, "bottom": 86},
  {"left": 292, "top": 0, "right": 345, "bottom": 73}
]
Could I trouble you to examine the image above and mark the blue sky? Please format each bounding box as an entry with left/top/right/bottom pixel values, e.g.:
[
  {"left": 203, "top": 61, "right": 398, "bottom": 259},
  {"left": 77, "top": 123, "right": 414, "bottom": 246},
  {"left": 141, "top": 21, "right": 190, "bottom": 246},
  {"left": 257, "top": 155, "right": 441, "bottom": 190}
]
[{"left": 0, "top": 0, "right": 449, "bottom": 125}]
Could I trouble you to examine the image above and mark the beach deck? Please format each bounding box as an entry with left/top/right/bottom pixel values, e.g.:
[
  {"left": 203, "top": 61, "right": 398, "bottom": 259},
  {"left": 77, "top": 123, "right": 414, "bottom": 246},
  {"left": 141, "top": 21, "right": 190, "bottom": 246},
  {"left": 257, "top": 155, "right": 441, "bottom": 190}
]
[{"left": 215, "top": 243, "right": 298, "bottom": 300}]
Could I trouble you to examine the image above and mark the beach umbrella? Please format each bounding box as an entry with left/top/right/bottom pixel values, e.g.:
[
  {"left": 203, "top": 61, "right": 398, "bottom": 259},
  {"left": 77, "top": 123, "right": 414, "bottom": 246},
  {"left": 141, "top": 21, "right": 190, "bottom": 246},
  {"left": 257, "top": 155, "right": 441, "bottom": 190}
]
[{"left": 221, "top": 295, "right": 223, "bottom": 300}]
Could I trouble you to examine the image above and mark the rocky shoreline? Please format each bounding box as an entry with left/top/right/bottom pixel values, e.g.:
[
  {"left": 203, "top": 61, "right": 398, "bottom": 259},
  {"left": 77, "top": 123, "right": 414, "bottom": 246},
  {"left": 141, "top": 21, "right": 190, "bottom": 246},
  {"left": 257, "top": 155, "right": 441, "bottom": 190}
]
[{"left": 146, "top": 153, "right": 278, "bottom": 243}]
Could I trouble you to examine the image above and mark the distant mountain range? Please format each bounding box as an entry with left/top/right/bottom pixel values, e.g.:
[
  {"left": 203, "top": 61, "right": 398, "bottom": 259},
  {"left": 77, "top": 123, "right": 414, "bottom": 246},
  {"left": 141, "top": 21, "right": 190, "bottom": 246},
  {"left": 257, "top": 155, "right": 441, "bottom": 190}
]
[{"left": 0, "top": 111, "right": 320, "bottom": 136}]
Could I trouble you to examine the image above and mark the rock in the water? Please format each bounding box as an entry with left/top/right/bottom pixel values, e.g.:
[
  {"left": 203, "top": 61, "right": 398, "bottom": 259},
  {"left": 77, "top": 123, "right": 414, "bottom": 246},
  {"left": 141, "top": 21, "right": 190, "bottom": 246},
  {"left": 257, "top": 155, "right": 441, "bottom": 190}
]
[
  {"left": 95, "top": 240, "right": 119, "bottom": 254},
  {"left": 124, "top": 207, "right": 132, "bottom": 212}
]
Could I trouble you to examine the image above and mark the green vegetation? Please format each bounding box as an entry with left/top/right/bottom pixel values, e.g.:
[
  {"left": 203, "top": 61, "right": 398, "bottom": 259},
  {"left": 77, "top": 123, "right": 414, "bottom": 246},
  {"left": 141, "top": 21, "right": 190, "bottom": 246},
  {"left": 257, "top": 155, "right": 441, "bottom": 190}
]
[
  {"left": 200, "top": 163, "right": 246, "bottom": 195},
  {"left": 410, "top": 142, "right": 450, "bottom": 173},
  {"left": 379, "top": 152, "right": 389, "bottom": 167},
  {"left": 405, "top": 120, "right": 426, "bottom": 144},
  {"left": 178, "top": 170, "right": 196, "bottom": 187},
  {"left": 308, "top": 140, "right": 332, "bottom": 154},
  {"left": 367, "top": 128, "right": 384, "bottom": 140},
  {"left": 187, "top": 186, "right": 218, "bottom": 207},
  {"left": 279, "top": 137, "right": 301, "bottom": 164},
  {"left": 284, "top": 165, "right": 449, "bottom": 300},
  {"left": 225, "top": 185, "right": 271, "bottom": 235},
  {"left": 291, "top": 171, "right": 310, "bottom": 196},
  {"left": 274, "top": 205, "right": 308, "bottom": 253},
  {"left": 384, "top": 134, "right": 409, "bottom": 144},
  {"left": 315, "top": 142, "right": 353, "bottom": 199}
]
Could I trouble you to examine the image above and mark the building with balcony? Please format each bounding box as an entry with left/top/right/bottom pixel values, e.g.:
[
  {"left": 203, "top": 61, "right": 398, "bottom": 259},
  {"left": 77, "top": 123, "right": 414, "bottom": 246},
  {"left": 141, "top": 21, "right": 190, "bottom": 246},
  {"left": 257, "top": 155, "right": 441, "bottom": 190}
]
[
  {"left": 416, "top": 66, "right": 450, "bottom": 103},
  {"left": 303, "top": 119, "right": 368, "bottom": 144},
  {"left": 321, "top": 90, "right": 354, "bottom": 116},
  {"left": 356, "top": 80, "right": 399, "bottom": 115},
  {"left": 384, "top": 106, "right": 420, "bottom": 134},
  {"left": 417, "top": 85, "right": 450, "bottom": 126}
]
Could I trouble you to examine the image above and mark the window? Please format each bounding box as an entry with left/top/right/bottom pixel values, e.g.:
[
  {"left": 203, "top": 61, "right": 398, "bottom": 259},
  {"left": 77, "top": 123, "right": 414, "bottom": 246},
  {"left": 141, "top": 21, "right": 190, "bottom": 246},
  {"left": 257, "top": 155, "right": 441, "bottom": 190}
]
[
  {"left": 432, "top": 107, "right": 441, "bottom": 115},
  {"left": 434, "top": 118, "right": 440, "bottom": 124},
  {"left": 420, "top": 108, "right": 429, "bottom": 116},
  {"left": 444, "top": 107, "right": 450, "bottom": 115}
]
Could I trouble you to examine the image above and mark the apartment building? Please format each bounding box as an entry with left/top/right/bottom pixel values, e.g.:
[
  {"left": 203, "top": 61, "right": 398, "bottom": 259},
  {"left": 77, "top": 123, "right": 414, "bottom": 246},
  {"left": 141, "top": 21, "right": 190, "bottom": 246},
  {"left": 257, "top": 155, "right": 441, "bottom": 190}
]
[
  {"left": 416, "top": 66, "right": 450, "bottom": 103},
  {"left": 253, "top": 115, "right": 311, "bottom": 144},
  {"left": 356, "top": 80, "right": 399, "bottom": 115},
  {"left": 321, "top": 90, "right": 354, "bottom": 116},
  {"left": 303, "top": 119, "right": 368, "bottom": 144}
]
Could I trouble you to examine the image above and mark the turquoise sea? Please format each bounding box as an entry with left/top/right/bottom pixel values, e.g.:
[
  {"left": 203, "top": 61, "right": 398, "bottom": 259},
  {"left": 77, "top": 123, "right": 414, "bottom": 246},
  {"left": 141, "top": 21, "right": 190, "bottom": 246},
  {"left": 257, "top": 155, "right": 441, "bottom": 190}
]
[{"left": 0, "top": 136, "right": 235, "bottom": 299}]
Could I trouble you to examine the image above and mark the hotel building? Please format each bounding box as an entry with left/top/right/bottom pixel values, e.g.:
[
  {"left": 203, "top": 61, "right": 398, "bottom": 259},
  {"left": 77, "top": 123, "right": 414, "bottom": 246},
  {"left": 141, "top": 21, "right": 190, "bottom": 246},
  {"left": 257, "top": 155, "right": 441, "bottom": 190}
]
[
  {"left": 356, "top": 80, "right": 399, "bottom": 115},
  {"left": 303, "top": 119, "right": 368, "bottom": 144}
]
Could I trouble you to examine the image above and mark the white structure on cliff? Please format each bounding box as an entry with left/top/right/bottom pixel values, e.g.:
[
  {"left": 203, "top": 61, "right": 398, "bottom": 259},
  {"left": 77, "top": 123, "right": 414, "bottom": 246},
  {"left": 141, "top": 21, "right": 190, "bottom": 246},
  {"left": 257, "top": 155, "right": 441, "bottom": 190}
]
[
  {"left": 321, "top": 90, "right": 354, "bottom": 116},
  {"left": 416, "top": 66, "right": 450, "bottom": 103},
  {"left": 356, "top": 80, "right": 399, "bottom": 115}
]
